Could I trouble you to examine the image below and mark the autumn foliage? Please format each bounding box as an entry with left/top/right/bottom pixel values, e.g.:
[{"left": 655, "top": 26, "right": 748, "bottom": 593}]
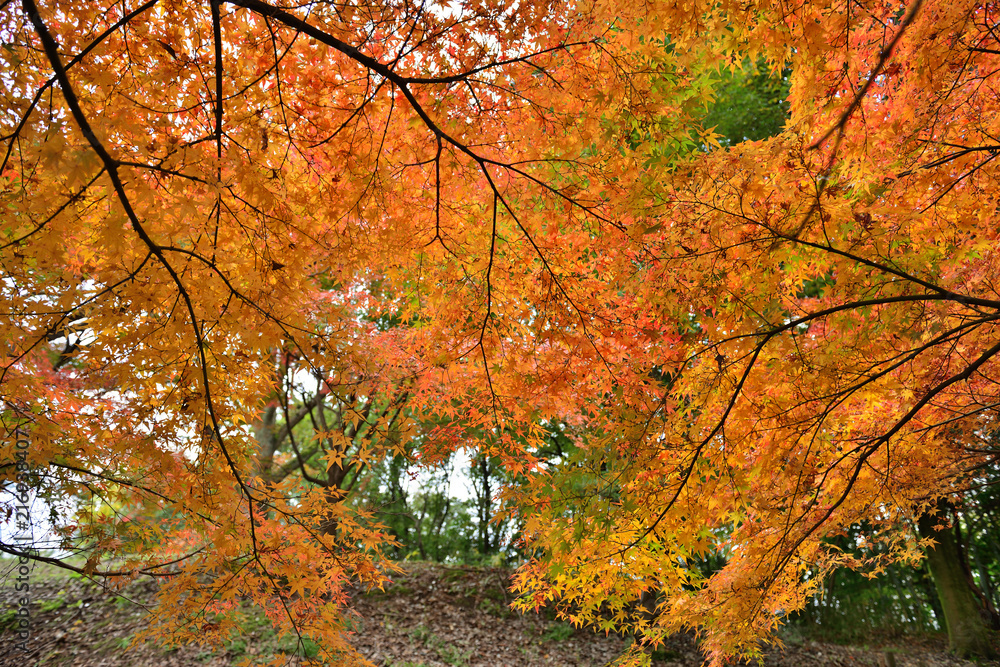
[{"left": 2, "top": 0, "right": 999, "bottom": 663}]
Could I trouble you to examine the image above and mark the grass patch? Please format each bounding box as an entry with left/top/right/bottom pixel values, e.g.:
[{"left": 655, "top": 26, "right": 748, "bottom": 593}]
[
  {"left": 225, "top": 604, "right": 321, "bottom": 660},
  {"left": 406, "top": 624, "right": 473, "bottom": 666},
  {"left": 542, "top": 621, "right": 575, "bottom": 642},
  {"left": 39, "top": 591, "right": 68, "bottom": 613},
  {"left": 650, "top": 646, "right": 681, "bottom": 661}
]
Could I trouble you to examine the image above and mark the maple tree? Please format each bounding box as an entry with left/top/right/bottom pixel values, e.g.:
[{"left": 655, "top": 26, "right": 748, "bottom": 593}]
[
  {"left": 0, "top": 0, "right": 701, "bottom": 661},
  {"left": 512, "top": 0, "right": 1000, "bottom": 662},
  {"left": 3, "top": 0, "right": 1000, "bottom": 664}
]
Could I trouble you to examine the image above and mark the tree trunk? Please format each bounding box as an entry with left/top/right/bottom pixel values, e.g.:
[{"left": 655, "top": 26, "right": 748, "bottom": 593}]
[
  {"left": 476, "top": 455, "right": 492, "bottom": 555},
  {"left": 918, "top": 506, "right": 997, "bottom": 658}
]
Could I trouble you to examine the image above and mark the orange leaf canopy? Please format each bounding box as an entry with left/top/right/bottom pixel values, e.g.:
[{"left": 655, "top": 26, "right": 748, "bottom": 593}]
[{"left": 2, "top": 0, "right": 999, "bottom": 663}]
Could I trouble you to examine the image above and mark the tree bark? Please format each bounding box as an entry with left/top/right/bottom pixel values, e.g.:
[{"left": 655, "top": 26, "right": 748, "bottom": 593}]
[{"left": 918, "top": 505, "right": 997, "bottom": 658}]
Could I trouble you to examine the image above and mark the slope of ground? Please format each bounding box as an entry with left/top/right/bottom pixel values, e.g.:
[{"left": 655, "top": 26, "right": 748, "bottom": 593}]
[{"left": 0, "top": 559, "right": 996, "bottom": 667}]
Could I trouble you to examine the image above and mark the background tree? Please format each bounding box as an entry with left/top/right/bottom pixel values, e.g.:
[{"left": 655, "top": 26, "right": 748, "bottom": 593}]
[{"left": 702, "top": 59, "right": 791, "bottom": 146}]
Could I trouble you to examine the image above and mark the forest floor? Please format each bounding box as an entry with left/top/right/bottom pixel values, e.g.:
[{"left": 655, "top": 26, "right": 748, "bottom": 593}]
[{"left": 0, "top": 559, "right": 996, "bottom": 667}]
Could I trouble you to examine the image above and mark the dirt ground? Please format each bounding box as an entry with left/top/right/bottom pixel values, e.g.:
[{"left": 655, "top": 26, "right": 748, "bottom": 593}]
[{"left": 0, "top": 559, "right": 996, "bottom": 667}]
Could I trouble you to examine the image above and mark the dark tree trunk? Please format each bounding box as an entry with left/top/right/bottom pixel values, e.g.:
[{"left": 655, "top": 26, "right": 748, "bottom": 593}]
[
  {"left": 477, "top": 455, "right": 492, "bottom": 554},
  {"left": 918, "top": 505, "right": 997, "bottom": 659}
]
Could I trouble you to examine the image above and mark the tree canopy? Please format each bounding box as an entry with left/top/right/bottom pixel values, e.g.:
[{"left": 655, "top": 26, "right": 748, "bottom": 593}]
[{"left": 2, "top": 0, "right": 999, "bottom": 664}]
